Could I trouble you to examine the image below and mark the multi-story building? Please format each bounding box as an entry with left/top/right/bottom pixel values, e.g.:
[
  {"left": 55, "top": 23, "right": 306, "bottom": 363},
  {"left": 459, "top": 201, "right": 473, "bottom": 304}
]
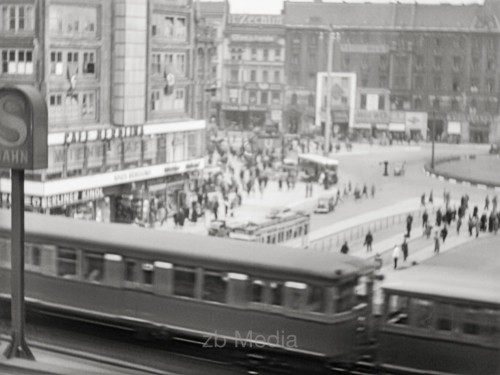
[
  {"left": 0, "top": 0, "right": 205, "bottom": 223},
  {"left": 197, "top": 0, "right": 227, "bottom": 130},
  {"left": 222, "top": 14, "right": 286, "bottom": 131},
  {"left": 284, "top": 0, "right": 500, "bottom": 143}
]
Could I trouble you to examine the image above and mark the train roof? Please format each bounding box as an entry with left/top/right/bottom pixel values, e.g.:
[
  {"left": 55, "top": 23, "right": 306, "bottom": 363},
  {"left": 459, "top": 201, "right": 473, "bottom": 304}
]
[
  {"left": 298, "top": 153, "right": 339, "bottom": 166},
  {"left": 383, "top": 237, "right": 500, "bottom": 305},
  {"left": 0, "top": 210, "right": 372, "bottom": 282}
]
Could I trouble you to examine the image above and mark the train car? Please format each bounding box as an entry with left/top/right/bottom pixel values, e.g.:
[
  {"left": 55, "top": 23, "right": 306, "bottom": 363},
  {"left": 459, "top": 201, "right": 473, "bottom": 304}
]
[
  {"left": 379, "top": 238, "right": 500, "bottom": 375},
  {"left": 0, "top": 209, "right": 374, "bottom": 367}
]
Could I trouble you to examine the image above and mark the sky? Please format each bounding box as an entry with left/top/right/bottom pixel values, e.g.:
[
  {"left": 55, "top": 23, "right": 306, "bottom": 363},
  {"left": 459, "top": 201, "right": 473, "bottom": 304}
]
[{"left": 201, "top": 0, "right": 484, "bottom": 15}]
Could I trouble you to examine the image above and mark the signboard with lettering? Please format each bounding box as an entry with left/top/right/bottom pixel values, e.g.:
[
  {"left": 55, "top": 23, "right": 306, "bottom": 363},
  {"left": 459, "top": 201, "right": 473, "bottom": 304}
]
[
  {"left": 340, "top": 44, "right": 389, "bottom": 54},
  {"left": 1, "top": 188, "right": 105, "bottom": 209},
  {"left": 356, "top": 110, "right": 390, "bottom": 123},
  {"left": 0, "top": 85, "right": 48, "bottom": 169},
  {"left": 315, "top": 72, "right": 356, "bottom": 128},
  {"left": 228, "top": 14, "right": 283, "bottom": 25}
]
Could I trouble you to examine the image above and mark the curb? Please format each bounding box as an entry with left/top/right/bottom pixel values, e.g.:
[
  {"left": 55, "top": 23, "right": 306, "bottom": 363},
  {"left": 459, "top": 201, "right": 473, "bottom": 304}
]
[{"left": 423, "top": 155, "right": 500, "bottom": 192}]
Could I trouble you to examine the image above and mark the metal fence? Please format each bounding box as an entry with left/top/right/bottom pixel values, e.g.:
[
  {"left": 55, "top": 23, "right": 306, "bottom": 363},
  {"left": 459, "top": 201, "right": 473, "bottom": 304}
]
[{"left": 308, "top": 207, "right": 435, "bottom": 252}]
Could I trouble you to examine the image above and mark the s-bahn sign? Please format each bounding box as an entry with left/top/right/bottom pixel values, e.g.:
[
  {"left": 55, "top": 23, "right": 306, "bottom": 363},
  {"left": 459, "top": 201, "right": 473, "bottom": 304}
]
[{"left": 0, "top": 85, "right": 48, "bottom": 169}]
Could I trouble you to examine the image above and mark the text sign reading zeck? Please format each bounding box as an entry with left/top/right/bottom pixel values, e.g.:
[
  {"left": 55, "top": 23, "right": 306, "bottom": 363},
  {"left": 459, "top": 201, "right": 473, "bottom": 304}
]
[{"left": 0, "top": 85, "right": 48, "bottom": 169}]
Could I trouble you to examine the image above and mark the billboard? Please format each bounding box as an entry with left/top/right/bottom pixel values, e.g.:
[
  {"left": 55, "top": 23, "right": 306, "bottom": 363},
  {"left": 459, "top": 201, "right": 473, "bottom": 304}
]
[{"left": 315, "top": 73, "right": 356, "bottom": 129}]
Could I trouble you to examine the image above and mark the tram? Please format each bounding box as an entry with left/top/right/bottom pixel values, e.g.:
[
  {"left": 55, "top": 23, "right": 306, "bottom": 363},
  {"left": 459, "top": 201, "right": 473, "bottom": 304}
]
[
  {"left": 379, "top": 238, "right": 500, "bottom": 375},
  {"left": 0, "top": 209, "right": 374, "bottom": 366}
]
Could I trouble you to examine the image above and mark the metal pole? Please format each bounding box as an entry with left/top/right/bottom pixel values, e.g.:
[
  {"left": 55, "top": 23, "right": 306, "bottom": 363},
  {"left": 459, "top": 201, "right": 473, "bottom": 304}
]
[
  {"left": 4, "top": 169, "right": 34, "bottom": 360},
  {"left": 431, "top": 113, "right": 436, "bottom": 170},
  {"left": 324, "top": 30, "right": 333, "bottom": 157}
]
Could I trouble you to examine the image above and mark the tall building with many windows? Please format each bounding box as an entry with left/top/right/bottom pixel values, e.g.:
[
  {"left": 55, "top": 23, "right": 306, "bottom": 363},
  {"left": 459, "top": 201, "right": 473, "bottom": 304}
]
[
  {"left": 221, "top": 14, "right": 285, "bottom": 131},
  {"left": 0, "top": 0, "right": 205, "bottom": 224},
  {"left": 284, "top": 0, "right": 500, "bottom": 143}
]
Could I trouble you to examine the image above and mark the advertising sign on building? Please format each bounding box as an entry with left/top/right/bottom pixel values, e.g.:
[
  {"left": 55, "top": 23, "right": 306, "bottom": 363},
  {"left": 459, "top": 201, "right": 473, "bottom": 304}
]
[
  {"left": 315, "top": 73, "right": 356, "bottom": 128},
  {"left": 228, "top": 14, "right": 283, "bottom": 25},
  {"left": 0, "top": 85, "right": 48, "bottom": 169}
]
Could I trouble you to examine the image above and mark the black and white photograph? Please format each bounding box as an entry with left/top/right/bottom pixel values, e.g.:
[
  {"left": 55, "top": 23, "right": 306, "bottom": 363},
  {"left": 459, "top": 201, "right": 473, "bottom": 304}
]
[{"left": 0, "top": 0, "right": 499, "bottom": 374}]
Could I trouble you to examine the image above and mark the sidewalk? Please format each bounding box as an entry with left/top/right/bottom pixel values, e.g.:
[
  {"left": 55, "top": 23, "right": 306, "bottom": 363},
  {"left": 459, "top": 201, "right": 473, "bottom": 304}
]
[{"left": 0, "top": 339, "right": 164, "bottom": 375}]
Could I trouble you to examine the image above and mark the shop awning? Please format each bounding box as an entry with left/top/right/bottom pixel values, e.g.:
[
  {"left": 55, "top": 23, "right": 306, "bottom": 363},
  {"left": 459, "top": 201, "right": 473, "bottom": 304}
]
[
  {"left": 375, "top": 123, "right": 388, "bottom": 130},
  {"left": 389, "top": 123, "right": 405, "bottom": 132},
  {"left": 353, "top": 123, "right": 371, "bottom": 129},
  {"left": 447, "top": 121, "right": 461, "bottom": 135}
]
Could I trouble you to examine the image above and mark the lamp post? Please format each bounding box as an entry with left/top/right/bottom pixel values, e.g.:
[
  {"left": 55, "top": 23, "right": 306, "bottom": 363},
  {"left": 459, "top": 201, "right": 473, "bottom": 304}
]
[{"left": 324, "top": 29, "right": 340, "bottom": 157}]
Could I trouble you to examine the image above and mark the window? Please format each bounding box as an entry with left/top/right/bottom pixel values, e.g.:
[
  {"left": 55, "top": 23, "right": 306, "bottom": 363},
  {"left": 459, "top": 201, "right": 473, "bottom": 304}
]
[
  {"left": 360, "top": 94, "right": 367, "bottom": 110},
  {"left": 433, "top": 97, "right": 440, "bottom": 110},
  {"left": 203, "top": 271, "right": 226, "bottom": 303},
  {"left": 57, "top": 248, "right": 78, "bottom": 278},
  {"left": 142, "top": 263, "right": 154, "bottom": 285},
  {"left": 81, "top": 92, "right": 95, "bottom": 119},
  {"left": 173, "top": 266, "right": 196, "bottom": 298},
  {"left": 270, "top": 282, "right": 283, "bottom": 306},
  {"left": 286, "top": 282, "right": 306, "bottom": 310},
  {"left": 434, "top": 76, "right": 442, "bottom": 90},
  {"left": 250, "top": 70, "right": 256, "bottom": 82},
  {"left": 152, "top": 53, "right": 161, "bottom": 74},
  {"left": 175, "top": 53, "right": 186, "bottom": 75},
  {"left": 415, "top": 55, "right": 423, "bottom": 70},
  {"left": 249, "top": 90, "right": 257, "bottom": 104},
  {"left": 487, "top": 80, "right": 495, "bottom": 93},
  {"left": 434, "top": 55, "right": 442, "bottom": 70},
  {"left": 262, "top": 70, "right": 268, "bottom": 82},
  {"left": 379, "top": 75, "right": 387, "bottom": 88},
  {"left": 274, "top": 70, "right": 280, "bottom": 83},
  {"left": 308, "top": 93, "right": 315, "bottom": 107},
  {"left": 272, "top": 91, "right": 280, "bottom": 105},
  {"left": 274, "top": 48, "right": 281, "bottom": 61},
  {"left": 471, "top": 58, "right": 480, "bottom": 72},
  {"left": 487, "top": 56, "right": 496, "bottom": 71},
  {"left": 435, "top": 303, "right": 453, "bottom": 332},
  {"left": 452, "top": 78, "right": 461, "bottom": 92},
  {"left": 230, "top": 69, "right": 238, "bottom": 82},
  {"left": 305, "top": 286, "right": 324, "bottom": 313},
  {"left": 261, "top": 91, "right": 268, "bottom": 105},
  {"left": 462, "top": 308, "right": 480, "bottom": 336},
  {"left": 361, "top": 57, "right": 369, "bottom": 70},
  {"left": 378, "top": 95, "right": 385, "bottom": 110},
  {"left": 1, "top": 4, "right": 34, "bottom": 32},
  {"left": 291, "top": 53, "right": 299, "bottom": 65},
  {"left": 174, "top": 88, "right": 184, "bottom": 110},
  {"left": 1, "top": 49, "right": 33, "bottom": 75},
  {"left": 164, "top": 16, "right": 174, "bottom": 36},
  {"left": 125, "top": 260, "right": 136, "bottom": 282},
  {"left": 49, "top": 6, "right": 97, "bottom": 37},
  {"left": 415, "top": 75, "right": 423, "bottom": 90},
  {"left": 263, "top": 49, "right": 268, "bottom": 61},
  {"left": 175, "top": 17, "right": 187, "bottom": 41},
  {"left": 453, "top": 56, "right": 462, "bottom": 71},
  {"left": 413, "top": 298, "right": 433, "bottom": 329},
  {"left": 291, "top": 72, "right": 299, "bottom": 86},
  {"left": 83, "top": 52, "right": 95, "bottom": 74},
  {"left": 151, "top": 90, "right": 160, "bottom": 111},
  {"left": 251, "top": 279, "right": 265, "bottom": 303},
  {"left": 83, "top": 252, "right": 103, "bottom": 282},
  {"left": 386, "top": 294, "right": 409, "bottom": 325},
  {"left": 251, "top": 48, "right": 257, "bottom": 60}
]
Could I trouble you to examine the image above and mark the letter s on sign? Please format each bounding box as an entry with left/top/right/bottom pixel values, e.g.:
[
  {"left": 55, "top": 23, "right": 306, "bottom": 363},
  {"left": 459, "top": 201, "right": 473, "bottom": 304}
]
[{"left": 0, "top": 93, "right": 28, "bottom": 147}]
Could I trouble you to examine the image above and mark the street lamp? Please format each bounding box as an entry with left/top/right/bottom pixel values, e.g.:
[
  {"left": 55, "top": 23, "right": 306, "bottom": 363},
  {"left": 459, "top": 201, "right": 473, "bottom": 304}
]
[
  {"left": 431, "top": 112, "right": 436, "bottom": 170},
  {"left": 324, "top": 29, "right": 340, "bottom": 157}
]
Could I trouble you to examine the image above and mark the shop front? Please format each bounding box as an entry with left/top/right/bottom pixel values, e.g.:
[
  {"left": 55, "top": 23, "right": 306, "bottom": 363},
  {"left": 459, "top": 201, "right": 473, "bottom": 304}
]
[
  {"left": 351, "top": 123, "right": 372, "bottom": 140},
  {"left": 405, "top": 112, "right": 427, "bottom": 142},
  {"left": 388, "top": 123, "right": 406, "bottom": 142},
  {"left": 447, "top": 121, "right": 462, "bottom": 144},
  {"left": 469, "top": 122, "right": 490, "bottom": 144}
]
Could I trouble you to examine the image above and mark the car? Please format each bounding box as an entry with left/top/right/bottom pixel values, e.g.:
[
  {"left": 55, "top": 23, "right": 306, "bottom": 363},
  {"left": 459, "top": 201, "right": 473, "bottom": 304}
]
[
  {"left": 207, "top": 219, "right": 230, "bottom": 237},
  {"left": 393, "top": 162, "right": 405, "bottom": 176},
  {"left": 314, "top": 196, "right": 335, "bottom": 214}
]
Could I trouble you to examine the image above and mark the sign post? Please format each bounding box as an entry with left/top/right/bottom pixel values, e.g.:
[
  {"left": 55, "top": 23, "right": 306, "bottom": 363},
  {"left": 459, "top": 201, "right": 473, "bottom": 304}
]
[{"left": 0, "top": 85, "right": 48, "bottom": 360}]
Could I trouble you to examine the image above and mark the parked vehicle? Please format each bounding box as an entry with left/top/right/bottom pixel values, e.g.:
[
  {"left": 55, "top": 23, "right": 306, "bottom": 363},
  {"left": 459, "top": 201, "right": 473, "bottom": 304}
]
[
  {"left": 393, "top": 162, "right": 405, "bottom": 176},
  {"left": 314, "top": 196, "right": 335, "bottom": 214}
]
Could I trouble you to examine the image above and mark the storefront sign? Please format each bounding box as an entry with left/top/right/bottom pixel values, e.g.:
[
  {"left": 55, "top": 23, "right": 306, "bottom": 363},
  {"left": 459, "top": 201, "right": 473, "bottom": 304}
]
[
  {"left": 228, "top": 14, "right": 283, "bottom": 25},
  {"left": 447, "top": 121, "right": 461, "bottom": 135},
  {"left": 0, "top": 85, "right": 48, "bottom": 169},
  {"left": 1, "top": 188, "right": 104, "bottom": 209},
  {"left": 447, "top": 113, "right": 498, "bottom": 123},
  {"left": 355, "top": 110, "right": 390, "bottom": 123},
  {"left": 353, "top": 123, "right": 371, "bottom": 129},
  {"left": 185, "top": 162, "right": 200, "bottom": 170},
  {"left": 389, "top": 123, "right": 405, "bottom": 132},
  {"left": 230, "top": 34, "right": 276, "bottom": 43},
  {"left": 405, "top": 112, "right": 427, "bottom": 130},
  {"left": 340, "top": 44, "right": 389, "bottom": 54}
]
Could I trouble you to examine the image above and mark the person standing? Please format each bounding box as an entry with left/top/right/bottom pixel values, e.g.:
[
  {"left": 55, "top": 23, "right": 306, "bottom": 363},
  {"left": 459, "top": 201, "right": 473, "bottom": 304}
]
[
  {"left": 392, "top": 244, "right": 401, "bottom": 269},
  {"left": 434, "top": 232, "right": 440, "bottom": 254},
  {"left": 340, "top": 241, "right": 349, "bottom": 255},
  {"left": 429, "top": 190, "right": 433, "bottom": 204},
  {"left": 401, "top": 236, "right": 409, "bottom": 262},
  {"left": 485, "top": 195, "right": 490, "bottom": 211},
  {"left": 440, "top": 225, "right": 448, "bottom": 243},
  {"left": 456, "top": 216, "right": 462, "bottom": 235},
  {"left": 422, "top": 210, "right": 428, "bottom": 229},
  {"left": 213, "top": 200, "right": 219, "bottom": 220},
  {"left": 364, "top": 231, "right": 373, "bottom": 252},
  {"left": 371, "top": 184, "right": 376, "bottom": 198},
  {"left": 421, "top": 193, "right": 426, "bottom": 207},
  {"left": 406, "top": 214, "right": 413, "bottom": 237}
]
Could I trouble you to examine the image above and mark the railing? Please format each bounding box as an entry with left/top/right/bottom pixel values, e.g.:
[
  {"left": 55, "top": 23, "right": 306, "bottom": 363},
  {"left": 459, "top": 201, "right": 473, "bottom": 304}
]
[{"left": 308, "top": 207, "right": 433, "bottom": 252}]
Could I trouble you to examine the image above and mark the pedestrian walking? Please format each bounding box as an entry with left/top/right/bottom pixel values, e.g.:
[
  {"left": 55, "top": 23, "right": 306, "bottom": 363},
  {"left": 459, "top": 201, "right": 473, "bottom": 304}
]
[
  {"left": 494, "top": 215, "right": 499, "bottom": 235},
  {"left": 401, "top": 236, "right": 409, "bottom": 262},
  {"left": 406, "top": 214, "right": 413, "bottom": 237},
  {"left": 429, "top": 190, "right": 433, "bottom": 204},
  {"left": 364, "top": 231, "right": 373, "bottom": 252},
  {"left": 213, "top": 200, "right": 219, "bottom": 220},
  {"left": 440, "top": 225, "right": 448, "bottom": 243},
  {"left": 340, "top": 241, "right": 349, "bottom": 255},
  {"left": 371, "top": 184, "right": 376, "bottom": 198},
  {"left": 421, "top": 193, "right": 426, "bottom": 207},
  {"left": 468, "top": 216, "right": 474, "bottom": 236},
  {"left": 493, "top": 195, "right": 498, "bottom": 212},
  {"left": 278, "top": 176, "right": 283, "bottom": 191},
  {"left": 392, "top": 244, "right": 401, "bottom": 269},
  {"left": 422, "top": 210, "right": 428, "bottom": 228},
  {"left": 456, "top": 216, "right": 462, "bottom": 235},
  {"left": 436, "top": 209, "right": 442, "bottom": 227},
  {"left": 362, "top": 184, "right": 368, "bottom": 198},
  {"left": 485, "top": 195, "right": 490, "bottom": 211},
  {"left": 434, "top": 232, "right": 440, "bottom": 254}
]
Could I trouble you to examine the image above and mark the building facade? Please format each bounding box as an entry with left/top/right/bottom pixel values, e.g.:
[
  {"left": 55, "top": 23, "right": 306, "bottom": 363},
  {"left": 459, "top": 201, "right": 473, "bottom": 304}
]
[
  {"left": 221, "top": 14, "right": 286, "bottom": 131},
  {"left": 284, "top": 0, "right": 500, "bottom": 143},
  {"left": 0, "top": 0, "right": 205, "bottom": 223}
]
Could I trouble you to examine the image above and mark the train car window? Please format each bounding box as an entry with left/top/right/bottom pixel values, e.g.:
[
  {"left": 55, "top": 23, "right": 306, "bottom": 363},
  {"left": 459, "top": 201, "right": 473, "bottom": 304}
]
[
  {"left": 271, "top": 235, "right": 276, "bottom": 244},
  {"left": 285, "top": 281, "right": 307, "bottom": 310},
  {"left": 337, "top": 285, "right": 355, "bottom": 313},
  {"left": 305, "top": 286, "right": 324, "bottom": 313},
  {"left": 435, "top": 303, "right": 453, "bottom": 332},
  {"left": 25, "top": 243, "right": 42, "bottom": 272},
  {"left": 83, "top": 252, "right": 104, "bottom": 283},
  {"left": 32, "top": 246, "right": 41, "bottom": 267},
  {"left": 482, "top": 310, "right": 500, "bottom": 339},
  {"left": 412, "top": 298, "right": 434, "bottom": 330},
  {"left": 298, "top": 227, "right": 302, "bottom": 236},
  {"left": 270, "top": 282, "right": 283, "bottom": 306},
  {"left": 304, "top": 224, "right": 309, "bottom": 235},
  {"left": 251, "top": 279, "right": 265, "bottom": 303},
  {"left": 57, "top": 248, "right": 79, "bottom": 278},
  {"left": 386, "top": 294, "right": 410, "bottom": 325},
  {"left": 142, "top": 263, "right": 154, "bottom": 285},
  {"left": 173, "top": 266, "right": 196, "bottom": 298},
  {"left": 202, "top": 270, "right": 227, "bottom": 303},
  {"left": 125, "top": 260, "right": 136, "bottom": 282},
  {"left": 267, "top": 235, "right": 271, "bottom": 244},
  {"left": 0, "top": 238, "right": 11, "bottom": 268},
  {"left": 462, "top": 308, "right": 480, "bottom": 336}
]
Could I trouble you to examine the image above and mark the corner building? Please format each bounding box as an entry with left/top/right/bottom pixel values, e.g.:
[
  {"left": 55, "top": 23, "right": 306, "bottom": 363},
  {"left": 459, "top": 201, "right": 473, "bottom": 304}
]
[
  {"left": 284, "top": 0, "right": 500, "bottom": 143},
  {"left": 0, "top": 0, "right": 205, "bottom": 223}
]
